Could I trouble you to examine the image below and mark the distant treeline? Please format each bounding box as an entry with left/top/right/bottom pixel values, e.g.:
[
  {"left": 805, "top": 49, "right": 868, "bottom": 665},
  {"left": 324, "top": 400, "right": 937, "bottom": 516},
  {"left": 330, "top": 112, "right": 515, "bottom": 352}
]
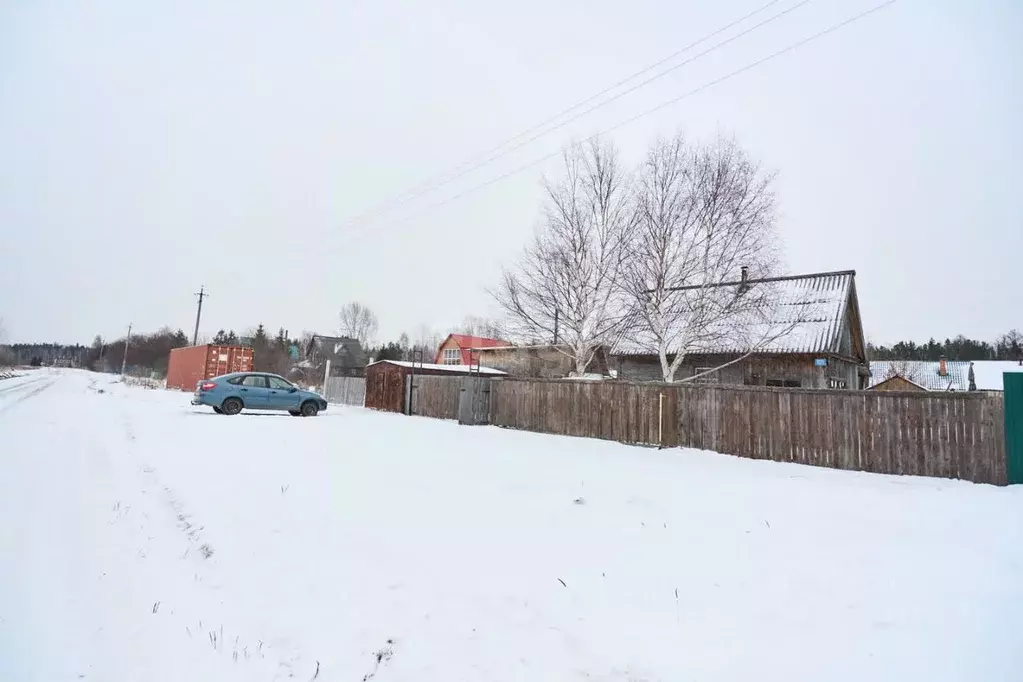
[
  {"left": 11, "top": 326, "right": 1021, "bottom": 372},
  {"left": 3, "top": 342, "right": 89, "bottom": 367},
  {"left": 2, "top": 325, "right": 305, "bottom": 376},
  {"left": 868, "top": 330, "right": 1022, "bottom": 362},
  {"left": 88, "top": 328, "right": 190, "bottom": 374}
]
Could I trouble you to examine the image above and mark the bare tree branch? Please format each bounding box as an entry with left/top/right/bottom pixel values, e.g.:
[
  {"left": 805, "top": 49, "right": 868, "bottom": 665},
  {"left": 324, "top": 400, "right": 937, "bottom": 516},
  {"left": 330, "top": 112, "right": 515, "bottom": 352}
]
[
  {"left": 621, "top": 134, "right": 783, "bottom": 381},
  {"left": 457, "top": 316, "right": 505, "bottom": 340},
  {"left": 338, "top": 302, "right": 379, "bottom": 348},
  {"left": 883, "top": 360, "right": 923, "bottom": 383},
  {"left": 495, "top": 139, "right": 637, "bottom": 375}
]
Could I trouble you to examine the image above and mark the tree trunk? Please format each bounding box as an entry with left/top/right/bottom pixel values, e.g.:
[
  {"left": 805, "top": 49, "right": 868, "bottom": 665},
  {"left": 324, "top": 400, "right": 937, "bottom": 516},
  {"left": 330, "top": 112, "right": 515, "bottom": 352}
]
[{"left": 659, "top": 349, "right": 673, "bottom": 382}]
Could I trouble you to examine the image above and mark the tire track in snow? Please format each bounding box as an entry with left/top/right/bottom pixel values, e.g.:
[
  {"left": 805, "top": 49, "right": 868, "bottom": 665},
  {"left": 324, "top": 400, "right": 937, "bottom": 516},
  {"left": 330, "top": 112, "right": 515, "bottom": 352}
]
[
  {"left": 110, "top": 392, "right": 308, "bottom": 677},
  {"left": 0, "top": 377, "right": 57, "bottom": 413},
  {"left": 0, "top": 375, "right": 46, "bottom": 394}
]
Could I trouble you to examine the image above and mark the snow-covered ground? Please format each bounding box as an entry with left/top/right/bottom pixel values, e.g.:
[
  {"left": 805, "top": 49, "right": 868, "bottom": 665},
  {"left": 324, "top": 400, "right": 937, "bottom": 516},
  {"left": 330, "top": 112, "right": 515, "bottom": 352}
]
[{"left": 1, "top": 370, "right": 1021, "bottom": 681}]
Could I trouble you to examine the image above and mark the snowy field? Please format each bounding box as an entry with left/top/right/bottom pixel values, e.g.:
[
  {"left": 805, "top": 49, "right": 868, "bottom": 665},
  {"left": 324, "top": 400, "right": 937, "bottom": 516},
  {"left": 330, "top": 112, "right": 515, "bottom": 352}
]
[{"left": 1, "top": 370, "right": 1021, "bottom": 681}]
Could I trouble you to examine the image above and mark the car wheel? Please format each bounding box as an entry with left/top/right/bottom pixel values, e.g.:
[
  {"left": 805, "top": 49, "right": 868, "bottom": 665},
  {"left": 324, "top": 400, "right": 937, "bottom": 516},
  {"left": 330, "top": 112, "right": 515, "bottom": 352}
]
[
  {"left": 213, "top": 407, "right": 223, "bottom": 414},
  {"left": 288, "top": 410, "right": 301, "bottom": 417},
  {"left": 300, "top": 401, "right": 319, "bottom": 417},
  {"left": 221, "top": 398, "right": 243, "bottom": 415}
]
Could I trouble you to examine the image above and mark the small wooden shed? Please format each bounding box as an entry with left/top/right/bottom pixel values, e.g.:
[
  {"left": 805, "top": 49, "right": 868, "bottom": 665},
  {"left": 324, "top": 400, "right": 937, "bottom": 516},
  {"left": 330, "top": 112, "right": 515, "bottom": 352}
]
[{"left": 364, "top": 360, "right": 505, "bottom": 413}]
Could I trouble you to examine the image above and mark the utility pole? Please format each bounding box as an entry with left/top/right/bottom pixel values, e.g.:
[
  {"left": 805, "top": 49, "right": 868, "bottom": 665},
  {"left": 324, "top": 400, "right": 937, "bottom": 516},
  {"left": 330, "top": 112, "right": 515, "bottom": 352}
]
[
  {"left": 121, "top": 323, "right": 133, "bottom": 376},
  {"left": 192, "top": 285, "right": 208, "bottom": 346}
]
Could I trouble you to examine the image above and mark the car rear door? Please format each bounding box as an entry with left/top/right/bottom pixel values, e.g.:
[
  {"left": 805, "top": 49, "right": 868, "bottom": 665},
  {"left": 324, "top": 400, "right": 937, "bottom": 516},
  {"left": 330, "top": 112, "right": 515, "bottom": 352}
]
[
  {"left": 237, "top": 374, "right": 270, "bottom": 408},
  {"left": 267, "top": 376, "right": 302, "bottom": 410}
]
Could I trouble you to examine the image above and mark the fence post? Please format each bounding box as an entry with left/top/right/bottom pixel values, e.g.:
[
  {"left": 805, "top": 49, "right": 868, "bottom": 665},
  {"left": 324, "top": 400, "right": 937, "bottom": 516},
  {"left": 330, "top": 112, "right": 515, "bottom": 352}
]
[
  {"left": 1005, "top": 373, "right": 1023, "bottom": 484},
  {"left": 658, "top": 392, "right": 664, "bottom": 448},
  {"left": 404, "top": 374, "right": 412, "bottom": 415}
]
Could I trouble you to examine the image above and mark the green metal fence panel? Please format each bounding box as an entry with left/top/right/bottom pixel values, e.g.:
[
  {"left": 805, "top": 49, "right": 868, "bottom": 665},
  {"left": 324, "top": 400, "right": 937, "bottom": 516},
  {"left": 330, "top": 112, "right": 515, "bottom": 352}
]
[{"left": 1005, "top": 373, "right": 1023, "bottom": 485}]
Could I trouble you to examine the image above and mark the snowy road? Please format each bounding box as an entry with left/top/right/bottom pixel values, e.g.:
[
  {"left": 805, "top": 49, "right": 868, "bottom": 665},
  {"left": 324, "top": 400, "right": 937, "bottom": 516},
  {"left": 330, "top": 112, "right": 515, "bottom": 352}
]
[{"left": 1, "top": 370, "right": 1021, "bottom": 681}]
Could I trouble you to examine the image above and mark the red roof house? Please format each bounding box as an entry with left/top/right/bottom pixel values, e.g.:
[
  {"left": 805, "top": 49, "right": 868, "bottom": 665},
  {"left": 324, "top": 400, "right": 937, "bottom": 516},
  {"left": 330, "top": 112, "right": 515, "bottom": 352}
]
[{"left": 434, "top": 333, "right": 508, "bottom": 365}]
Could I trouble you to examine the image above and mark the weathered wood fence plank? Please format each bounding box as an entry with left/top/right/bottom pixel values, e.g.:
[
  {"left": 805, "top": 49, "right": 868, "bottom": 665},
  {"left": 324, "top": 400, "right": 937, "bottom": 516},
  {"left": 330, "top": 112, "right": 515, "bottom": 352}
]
[
  {"left": 324, "top": 376, "right": 366, "bottom": 406},
  {"left": 417, "top": 376, "right": 1007, "bottom": 485},
  {"left": 410, "top": 376, "right": 462, "bottom": 420},
  {"left": 675, "top": 384, "right": 1006, "bottom": 485}
]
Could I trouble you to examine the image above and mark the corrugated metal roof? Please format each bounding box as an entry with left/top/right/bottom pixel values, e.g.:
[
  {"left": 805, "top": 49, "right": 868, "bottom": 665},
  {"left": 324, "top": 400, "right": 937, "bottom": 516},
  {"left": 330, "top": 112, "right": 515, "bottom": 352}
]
[
  {"left": 868, "top": 360, "right": 969, "bottom": 391},
  {"left": 447, "top": 334, "right": 507, "bottom": 349},
  {"left": 614, "top": 270, "right": 855, "bottom": 356}
]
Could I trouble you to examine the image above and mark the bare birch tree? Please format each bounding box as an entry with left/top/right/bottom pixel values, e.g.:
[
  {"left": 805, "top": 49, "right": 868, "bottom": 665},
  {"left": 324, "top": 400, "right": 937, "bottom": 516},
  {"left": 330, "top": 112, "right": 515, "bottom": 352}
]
[
  {"left": 621, "top": 135, "right": 783, "bottom": 382},
  {"left": 458, "top": 316, "right": 505, "bottom": 340},
  {"left": 411, "top": 324, "right": 441, "bottom": 362},
  {"left": 338, "top": 302, "right": 378, "bottom": 347},
  {"left": 496, "top": 139, "right": 636, "bottom": 375}
]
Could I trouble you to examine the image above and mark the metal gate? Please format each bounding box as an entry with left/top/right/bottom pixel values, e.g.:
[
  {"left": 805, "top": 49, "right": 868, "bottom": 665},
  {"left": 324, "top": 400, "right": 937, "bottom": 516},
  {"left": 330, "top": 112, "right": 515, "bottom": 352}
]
[{"left": 1005, "top": 372, "right": 1023, "bottom": 484}]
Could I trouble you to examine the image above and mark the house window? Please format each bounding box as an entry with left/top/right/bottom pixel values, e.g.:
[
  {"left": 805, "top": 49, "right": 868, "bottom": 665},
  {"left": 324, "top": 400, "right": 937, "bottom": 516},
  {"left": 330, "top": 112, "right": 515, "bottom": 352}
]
[
  {"left": 766, "top": 378, "right": 802, "bottom": 388},
  {"left": 443, "top": 348, "right": 460, "bottom": 365},
  {"left": 828, "top": 377, "right": 848, "bottom": 389},
  {"left": 693, "top": 367, "right": 719, "bottom": 384}
]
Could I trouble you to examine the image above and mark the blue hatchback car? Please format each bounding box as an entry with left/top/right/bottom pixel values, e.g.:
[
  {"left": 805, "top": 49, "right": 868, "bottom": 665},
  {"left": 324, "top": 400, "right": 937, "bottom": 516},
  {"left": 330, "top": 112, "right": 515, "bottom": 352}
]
[{"left": 191, "top": 372, "right": 328, "bottom": 416}]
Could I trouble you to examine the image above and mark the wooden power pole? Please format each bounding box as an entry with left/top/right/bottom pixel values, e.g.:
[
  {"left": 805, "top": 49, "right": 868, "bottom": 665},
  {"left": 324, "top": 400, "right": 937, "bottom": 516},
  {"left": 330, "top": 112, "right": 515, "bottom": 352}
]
[
  {"left": 192, "top": 285, "right": 208, "bottom": 346},
  {"left": 120, "top": 323, "right": 132, "bottom": 376}
]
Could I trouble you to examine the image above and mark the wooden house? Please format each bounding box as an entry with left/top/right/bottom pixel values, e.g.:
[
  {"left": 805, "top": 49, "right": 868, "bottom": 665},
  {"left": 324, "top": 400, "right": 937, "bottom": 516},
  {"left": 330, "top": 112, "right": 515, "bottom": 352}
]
[
  {"left": 434, "top": 334, "right": 508, "bottom": 365},
  {"left": 305, "top": 335, "right": 367, "bottom": 377},
  {"left": 869, "top": 374, "right": 929, "bottom": 392},
  {"left": 611, "top": 270, "right": 870, "bottom": 389},
  {"left": 471, "top": 344, "right": 610, "bottom": 378},
  {"left": 868, "top": 358, "right": 968, "bottom": 392}
]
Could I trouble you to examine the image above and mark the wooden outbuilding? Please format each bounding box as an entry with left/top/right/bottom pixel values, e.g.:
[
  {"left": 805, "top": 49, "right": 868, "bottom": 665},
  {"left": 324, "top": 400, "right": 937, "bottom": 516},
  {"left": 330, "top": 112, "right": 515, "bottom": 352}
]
[{"left": 365, "top": 360, "right": 506, "bottom": 413}]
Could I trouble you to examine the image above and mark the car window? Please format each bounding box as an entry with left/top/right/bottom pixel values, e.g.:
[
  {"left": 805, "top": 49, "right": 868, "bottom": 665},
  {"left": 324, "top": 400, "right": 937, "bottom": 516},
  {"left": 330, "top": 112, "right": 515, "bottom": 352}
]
[
  {"left": 226, "top": 376, "right": 244, "bottom": 385},
  {"left": 241, "top": 375, "right": 267, "bottom": 388},
  {"left": 268, "top": 377, "right": 293, "bottom": 390}
]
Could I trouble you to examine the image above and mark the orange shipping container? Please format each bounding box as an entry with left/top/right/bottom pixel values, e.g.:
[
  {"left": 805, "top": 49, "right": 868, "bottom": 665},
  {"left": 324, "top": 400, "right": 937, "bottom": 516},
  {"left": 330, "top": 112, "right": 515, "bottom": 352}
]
[{"left": 166, "top": 345, "right": 254, "bottom": 391}]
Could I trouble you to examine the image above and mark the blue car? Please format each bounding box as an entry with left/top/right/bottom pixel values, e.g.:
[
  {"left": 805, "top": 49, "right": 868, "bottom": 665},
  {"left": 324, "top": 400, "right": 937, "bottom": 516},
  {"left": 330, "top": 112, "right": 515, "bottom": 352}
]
[{"left": 191, "top": 372, "right": 328, "bottom": 417}]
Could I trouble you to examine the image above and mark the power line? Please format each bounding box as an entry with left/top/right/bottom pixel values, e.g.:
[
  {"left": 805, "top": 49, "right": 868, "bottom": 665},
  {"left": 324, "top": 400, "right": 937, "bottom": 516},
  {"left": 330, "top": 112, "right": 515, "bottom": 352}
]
[
  {"left": 339, "top": 0, "right": 804, "bottom": 229},
  {"left": 331, "top": 0, "right": 899, "bottom": 253}
]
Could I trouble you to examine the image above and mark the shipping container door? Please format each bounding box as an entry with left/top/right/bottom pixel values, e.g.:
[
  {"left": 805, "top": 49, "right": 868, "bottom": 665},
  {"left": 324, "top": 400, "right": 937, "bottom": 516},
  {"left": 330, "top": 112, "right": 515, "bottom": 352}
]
[
  {"left": 233, "top": 347, "right": 253, "bottom": 373},
  {"left": 207, "top": 347, "right": 231, "bottom": 378}
]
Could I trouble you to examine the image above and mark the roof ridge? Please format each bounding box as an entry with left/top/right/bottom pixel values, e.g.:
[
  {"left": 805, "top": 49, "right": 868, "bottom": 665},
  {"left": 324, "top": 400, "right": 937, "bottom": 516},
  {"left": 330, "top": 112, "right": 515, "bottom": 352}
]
[{"left": 662, "top": 269, "right": 855, "bottom": 293}]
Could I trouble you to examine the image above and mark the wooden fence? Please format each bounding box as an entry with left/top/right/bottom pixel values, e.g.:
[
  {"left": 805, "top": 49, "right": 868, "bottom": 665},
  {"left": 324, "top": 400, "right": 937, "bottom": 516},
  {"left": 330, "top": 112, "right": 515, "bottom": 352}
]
[
  {"left": 677, "top": 384, "right": 1007, "bottom": 485},
  {"left": 489, "top": 378, "right": 679, "bottom": 447},
  {"left": 324, "top": 376, "right": 366, "bottom": 406},
  {"left": 374, "top": 375, "right": 1009, "bottom": 485},
  {"left": 408, "top": 375, "right": 462, "bottom": 420}
]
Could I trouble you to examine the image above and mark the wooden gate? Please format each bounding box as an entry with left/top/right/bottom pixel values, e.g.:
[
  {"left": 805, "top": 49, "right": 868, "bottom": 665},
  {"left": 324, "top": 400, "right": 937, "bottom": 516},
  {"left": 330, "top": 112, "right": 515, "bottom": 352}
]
[{"left": 458, "top": 376, "right": 492, "bottom": 425}]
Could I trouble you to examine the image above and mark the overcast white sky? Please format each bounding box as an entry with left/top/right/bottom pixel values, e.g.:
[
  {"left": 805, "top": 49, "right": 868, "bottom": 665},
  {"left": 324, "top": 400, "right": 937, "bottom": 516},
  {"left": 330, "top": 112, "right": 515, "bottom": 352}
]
[{"left": 1, "top": 0, "right": 1020, "bottom": 346}]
